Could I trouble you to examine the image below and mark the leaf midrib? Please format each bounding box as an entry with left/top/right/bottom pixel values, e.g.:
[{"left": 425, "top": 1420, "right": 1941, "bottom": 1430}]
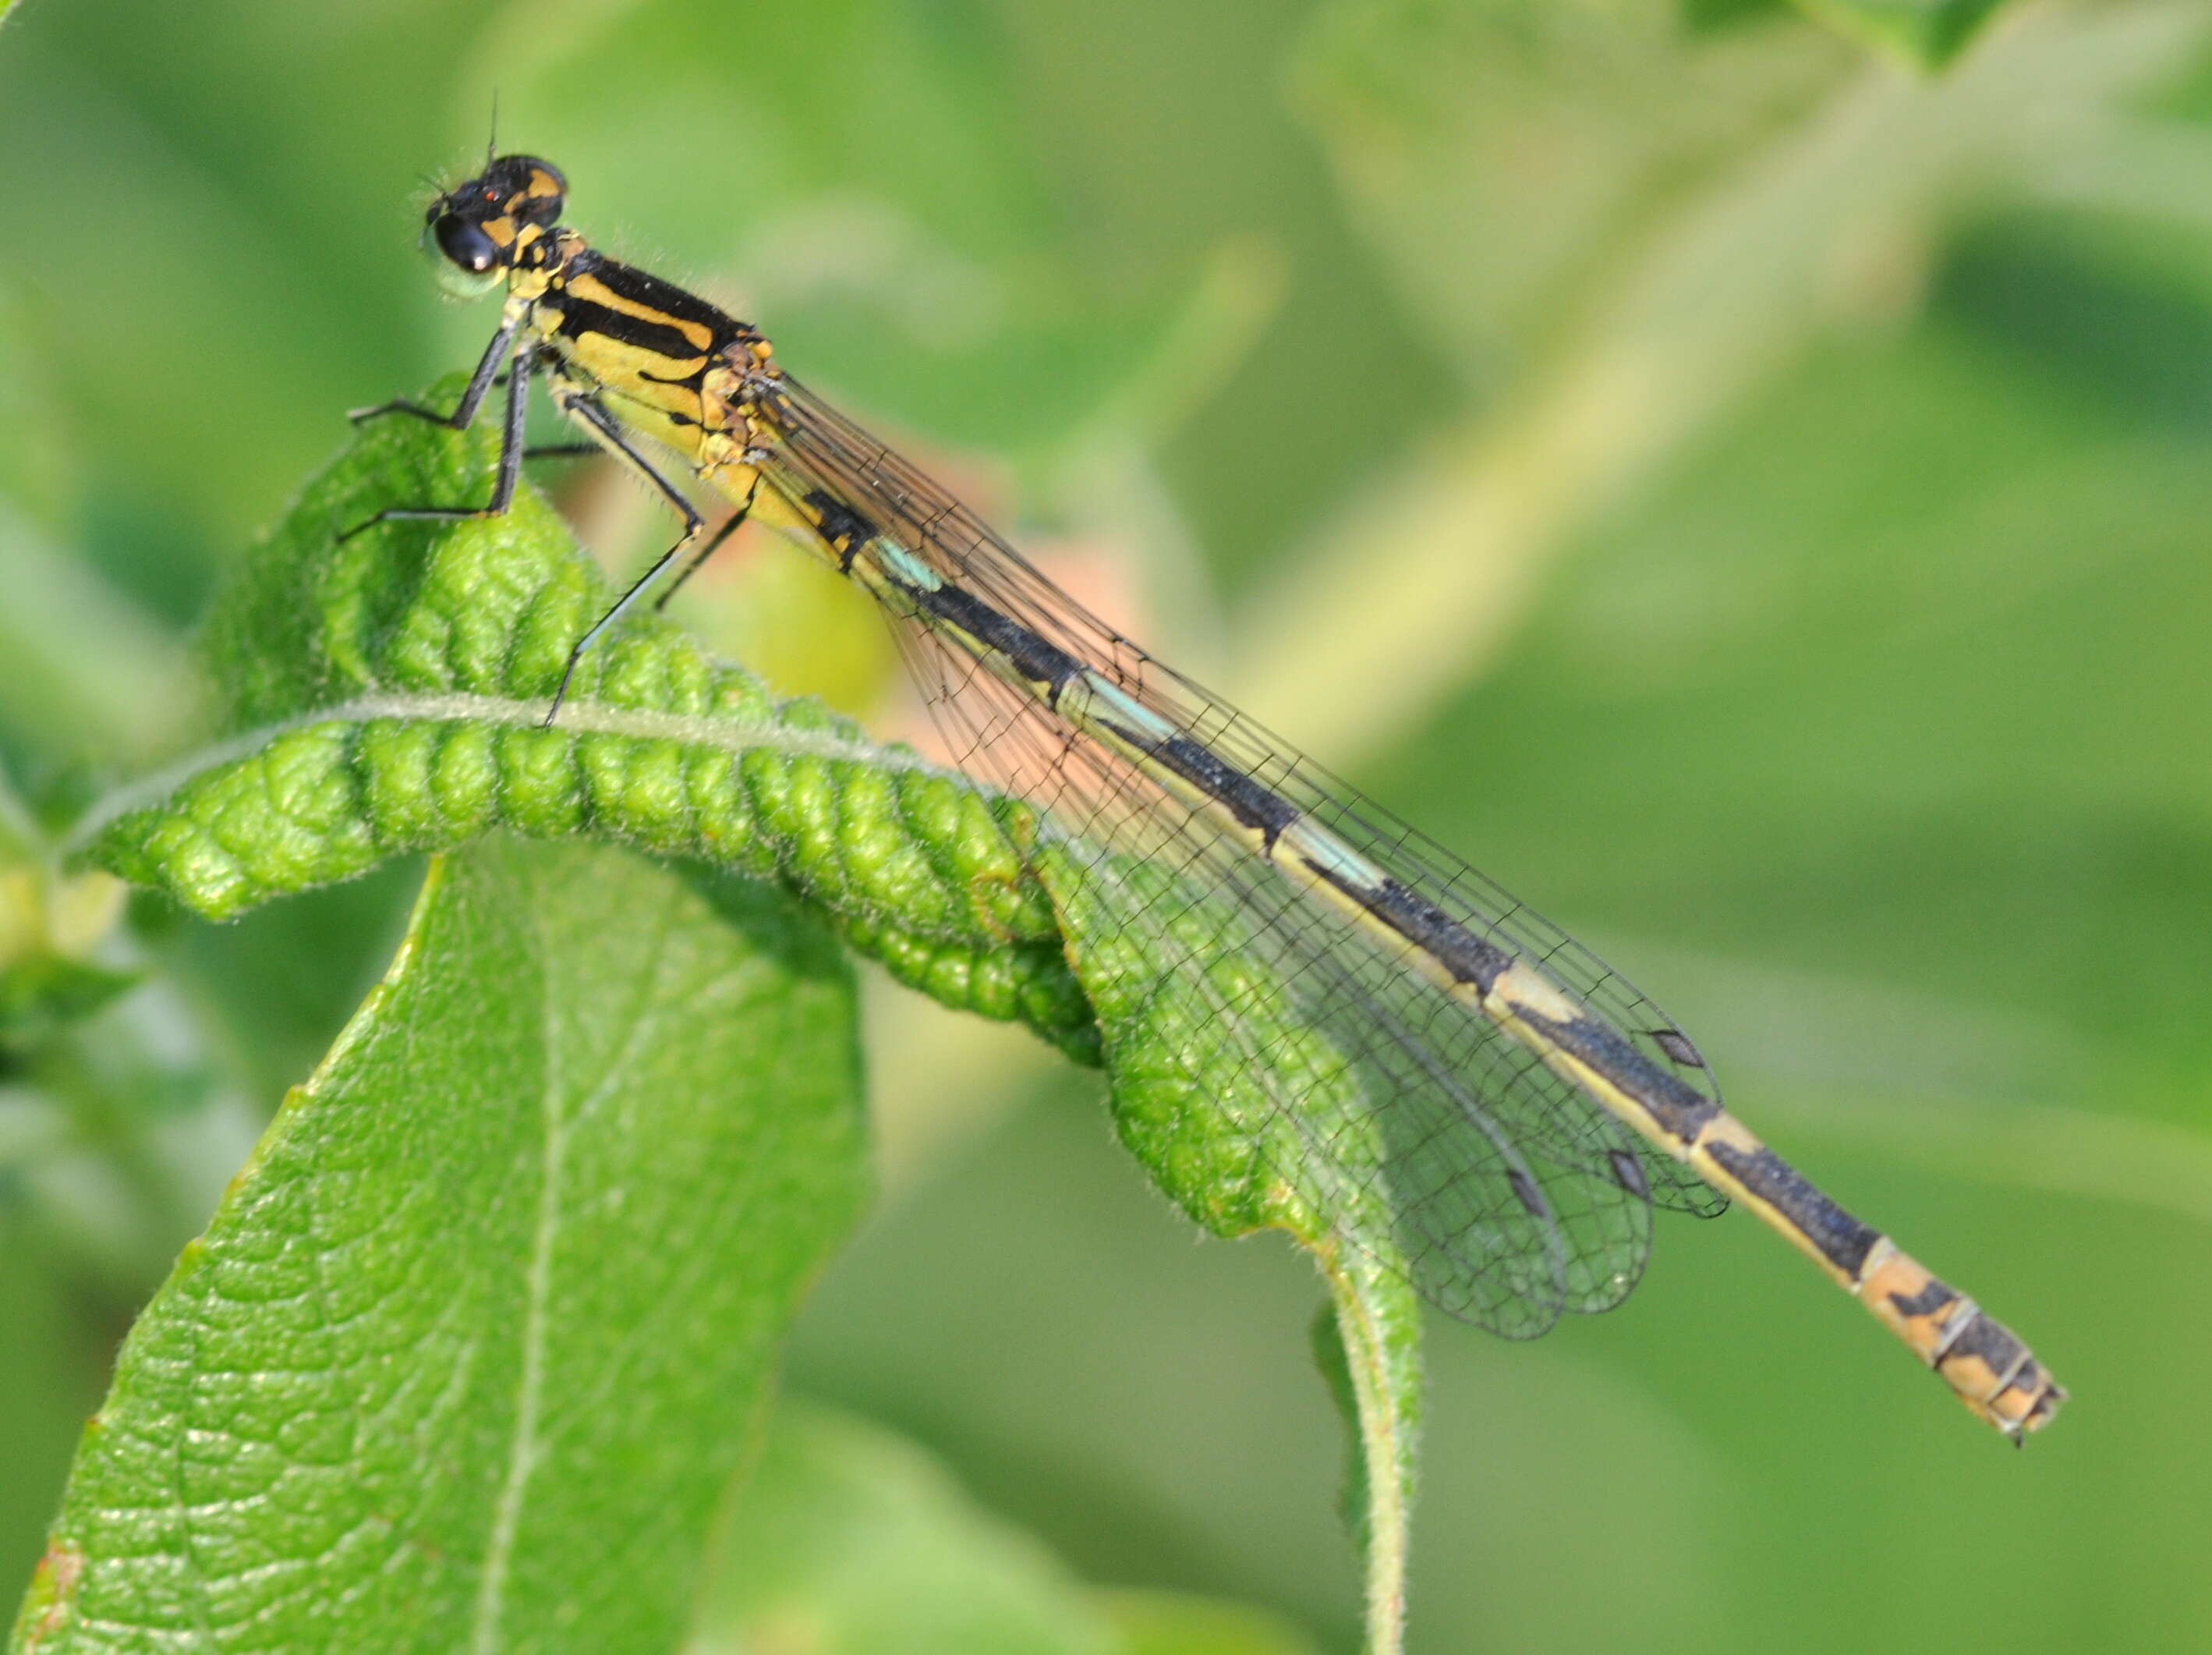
[
  {"left": 64, "top": 689, "right": 957, "bottom": 862},
  {"left": 469, "top": 881, "right": 687, "bottom": 1652}
]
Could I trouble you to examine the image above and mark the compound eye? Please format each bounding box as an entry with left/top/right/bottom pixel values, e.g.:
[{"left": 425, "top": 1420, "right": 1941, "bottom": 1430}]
[{"left": 433, "top": 214, "right": 500, "bottom": 274}]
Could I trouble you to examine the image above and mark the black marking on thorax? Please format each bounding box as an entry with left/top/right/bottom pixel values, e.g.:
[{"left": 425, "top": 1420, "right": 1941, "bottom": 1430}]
[
  {"left": 548, "top": 249, "right": 749, "bottom": 370},
  {"left": 802, "top": 490, "right": 879, "bottom": 573}
]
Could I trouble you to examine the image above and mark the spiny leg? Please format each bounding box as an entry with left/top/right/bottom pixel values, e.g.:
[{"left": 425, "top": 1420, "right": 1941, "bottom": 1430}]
[
  {"left": 338, "top": 329, "right": 534, "bottom": 542},
  {"left": 348, "top": 315, "right": 520, "bottom": 431},
  {"left": 652, "top": 475, "right": 760, "bottom": 614},
  {"left": 541, "top": 390, "right": 711, "bottom": 724}
]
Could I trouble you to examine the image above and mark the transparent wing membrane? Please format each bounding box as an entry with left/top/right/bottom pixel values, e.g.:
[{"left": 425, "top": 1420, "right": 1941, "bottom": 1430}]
[
  {"left": 896, "top": 623, "right": 1600, "bottom": 1333},
  {"left": 757, "top": 391, "right": 1701, "bottom": 1334}
]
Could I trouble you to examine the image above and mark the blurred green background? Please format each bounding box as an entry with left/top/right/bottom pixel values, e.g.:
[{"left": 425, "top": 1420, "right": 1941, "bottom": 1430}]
[{"left": 3, "top": 0, "right": 2210, "bottom": 1650}]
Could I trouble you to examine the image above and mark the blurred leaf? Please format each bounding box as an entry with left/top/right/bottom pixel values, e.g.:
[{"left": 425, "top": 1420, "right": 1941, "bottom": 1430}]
[
  {"left": 0, "top": 501, "right": 191, "bottom": 767},
  {"left": 0, "top": 774, "right": 134, "bottom": 1053},
  {"left": 1683, "top": 0, "right": 2016, "bottom": 65},
  {"left": 1253, "top": 0, "right": 2212, "bottom": 764},
  {"left": 1099, "top": 1590, "right": 1322, "bottom": 1655},
  {"left": 1754, "top": 1076, "right": 2212, "bottom": 1229},
  {"left": 689, "top": 1400, "right": 1119, "bottom": 1655},
  {"left": 0, "top": 956, "right": 137, "bottom": 1054},
  {"left": 0, "top": 769, "right": 255, "bottom": 1306},
  {"left": 456, "top": 0, "right": 1224, "bottom": 462},
  {"left": 12, "top": 834, "right": 869, "bottom": 1653},
  {"left": 0, "top": 287, "right": 75, "bottom": 530},
  {"left": 1449, "top": 318, "right": 2212, "bottom": 1041},
  {"left": 1790, "top": 0, "right": 2008, "bottom": 67},
  {"left": 0, "top": 0, "right": 543, "bottom": 553},
  {"left": 1683, "top": 0, "right": 1793, "bottom": 30},
  {"left": 689, "top": 1403, "right": 1325, "bottom": 1655},
  {"left": 0, "top": 1214, "right": 97, "bottom": 1594},
  {"left": 1290, "top": 0, "right": 1848, "bottom": 380}
]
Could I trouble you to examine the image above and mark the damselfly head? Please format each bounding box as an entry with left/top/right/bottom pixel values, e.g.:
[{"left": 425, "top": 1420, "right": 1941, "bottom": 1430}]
[{"left": 420, "top": 154, "right": 567, "bottom": 296}]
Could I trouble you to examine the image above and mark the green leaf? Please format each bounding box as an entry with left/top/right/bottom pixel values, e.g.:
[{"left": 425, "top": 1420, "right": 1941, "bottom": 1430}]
[
  {"left": 0, "top": 953, "right": 137, "bottom": 1052},
  {"left": 1677, "top": 0, "right": 2011, "bottom": 64},
  {"left": 0, "top": 1214, "right": 94, "bottom": 1598},
  {"left": 1040, "top": 851, "right": 1422, "bottom": 1655},
  {"left": 0, "top": 774, "right": 135, "bottom": 1051},
  {"left": 688, "top": 1400, "right": 1119, "bottom": 1655},
  {"left": 1788, "top": 0, "right": 2008, "bottom": 67},
  {"left": 1287, "top": 0, "right": 1849, "bottom": 385},
  {"left": 1099, "top": 1590, "right": 1324, "bottom": 1655},
  {"left": 470, "top": 0, "right": 1218, "bottom": 459},
  {"left": 0, "top": 285, "right": 78, "bottom": 529},
  {"left": 84, "top": 381, "right": 1099, "bottom": 1065},
  {"left": 69, "top": 398, "right": 1427, "bottom": 1652},
  {"left": 13, "top": 834, "right": 868, "bottom": 1654},
  {"left": 688, "top": 1403, "right": 1325, "bottom": 1655},
  {"left": 1263, "top": 0, "right": 2196, "bottom": 762},
  {"left": 1680, "top": 0, "right": 1793, "bottom": 32}
]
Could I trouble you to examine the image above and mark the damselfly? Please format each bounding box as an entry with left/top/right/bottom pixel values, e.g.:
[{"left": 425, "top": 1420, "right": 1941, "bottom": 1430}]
[{"left": 352, "top": 153, "right": 2065, "bottom": 1438}]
